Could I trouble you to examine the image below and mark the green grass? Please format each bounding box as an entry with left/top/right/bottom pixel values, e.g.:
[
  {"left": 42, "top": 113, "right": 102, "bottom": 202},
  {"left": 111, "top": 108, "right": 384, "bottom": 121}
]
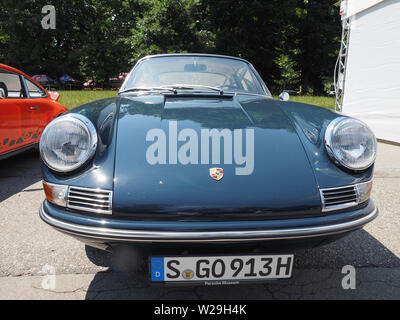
[
  {"left": 58, "top": 90, "right": 335, "bottom": 110},
  {"left": 274, "top": 95, "right": 335, "bottom": 110},
  {"left": 58, "top": 90, "right": 118, "bottom": 110},
  {"left": 288, "top": 96, "right": 335, "bottom": 110}
]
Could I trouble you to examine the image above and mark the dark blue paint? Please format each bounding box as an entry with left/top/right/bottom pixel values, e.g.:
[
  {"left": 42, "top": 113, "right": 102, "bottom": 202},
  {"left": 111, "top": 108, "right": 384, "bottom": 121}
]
[
  {"left": 279, "top": 101, "right": 374, "bottom": 188},
  {"left": 41, "top": 93, "right": 373, "bottom": 220},
  {"left": 113, "top": 94, "right": 321, "bottom": 217}
]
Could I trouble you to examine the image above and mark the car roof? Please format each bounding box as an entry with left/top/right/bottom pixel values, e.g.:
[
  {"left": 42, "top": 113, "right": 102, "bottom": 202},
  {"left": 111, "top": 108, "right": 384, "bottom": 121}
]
[
  {"left": 0, "top": 63, "right": 27, "bottom": 76},
  {"left": 137, "top": 53, "right": 252, "bottom": 65}
]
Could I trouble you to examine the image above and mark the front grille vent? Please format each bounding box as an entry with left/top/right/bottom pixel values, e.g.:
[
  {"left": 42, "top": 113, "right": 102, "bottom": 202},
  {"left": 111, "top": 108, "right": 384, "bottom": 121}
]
[
  {"left": 67, "top": 186, "right": 112, "bottom": 215},
  {"left": 320, "top": 185, "right": 358, "bottom": 212}
]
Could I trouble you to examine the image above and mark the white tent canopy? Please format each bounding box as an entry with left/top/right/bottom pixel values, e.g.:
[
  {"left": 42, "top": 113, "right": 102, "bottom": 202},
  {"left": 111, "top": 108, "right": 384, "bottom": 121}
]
[
  {"left": 340, "top": 0, "right": 400, "bottom": 144},
  {"left": 341, "top": 0, "right": 386, "bottom": 19}
]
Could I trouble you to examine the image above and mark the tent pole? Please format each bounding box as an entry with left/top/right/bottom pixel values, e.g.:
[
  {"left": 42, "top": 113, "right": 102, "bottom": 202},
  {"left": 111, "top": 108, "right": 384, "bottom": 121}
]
[{"left": 335, "top": 18, "right": 351, "bottom": 112}]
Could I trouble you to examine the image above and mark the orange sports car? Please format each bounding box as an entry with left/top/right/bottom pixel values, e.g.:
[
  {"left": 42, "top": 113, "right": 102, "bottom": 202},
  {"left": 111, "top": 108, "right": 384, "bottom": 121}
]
[{"left": 0, "top": 64, "right": 68, "bottom": 159}]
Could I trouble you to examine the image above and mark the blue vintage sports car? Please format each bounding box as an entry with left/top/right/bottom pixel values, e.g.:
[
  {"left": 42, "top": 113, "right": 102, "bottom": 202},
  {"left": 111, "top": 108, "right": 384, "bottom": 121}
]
[{"left": 39, "top": 54, "right": 378, "bottom": 284}]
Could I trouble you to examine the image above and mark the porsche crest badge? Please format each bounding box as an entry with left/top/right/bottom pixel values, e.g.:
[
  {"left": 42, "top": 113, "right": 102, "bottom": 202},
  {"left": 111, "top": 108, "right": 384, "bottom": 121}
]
[{"left": 209, "top": 168, "right": 224, "bottom": 181}]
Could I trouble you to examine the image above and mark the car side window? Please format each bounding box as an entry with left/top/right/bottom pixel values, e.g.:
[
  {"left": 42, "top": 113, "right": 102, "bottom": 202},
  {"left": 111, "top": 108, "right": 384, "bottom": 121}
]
[
  {"left": 239, "top": 69, "right": 259, "bottom": 93},
  {"left": 0, "top": 71, "right": 25, "bottom": 99},
  {"left": 25, "top": 78, "right": 47, "bottom": 98}
]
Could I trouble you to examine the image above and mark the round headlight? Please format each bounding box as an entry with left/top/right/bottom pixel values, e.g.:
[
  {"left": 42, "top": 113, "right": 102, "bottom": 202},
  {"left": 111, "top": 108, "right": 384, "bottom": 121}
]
[
  {"left": 325, "top": 117, "right": 377, "bottom": 171},
  {"left": 40, "top": 114, "right": 98, "bottom": 172}
]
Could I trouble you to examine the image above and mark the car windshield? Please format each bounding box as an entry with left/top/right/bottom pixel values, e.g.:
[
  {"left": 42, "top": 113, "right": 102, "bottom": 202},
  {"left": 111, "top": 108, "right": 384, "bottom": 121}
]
[{"left": 121, "top": 56, "right": 269, "bottom": 95}]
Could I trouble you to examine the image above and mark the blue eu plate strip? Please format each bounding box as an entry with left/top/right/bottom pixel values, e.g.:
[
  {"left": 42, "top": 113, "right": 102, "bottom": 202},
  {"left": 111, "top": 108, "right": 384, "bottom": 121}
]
[{"left": 150, "top": 257, "right": 165, "bottom": 282}]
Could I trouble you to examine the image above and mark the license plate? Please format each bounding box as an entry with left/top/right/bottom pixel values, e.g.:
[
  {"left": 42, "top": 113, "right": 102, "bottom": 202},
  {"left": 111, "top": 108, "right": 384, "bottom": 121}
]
[{"left": 150, "top": 254, "right": 294, "bottom": 283}]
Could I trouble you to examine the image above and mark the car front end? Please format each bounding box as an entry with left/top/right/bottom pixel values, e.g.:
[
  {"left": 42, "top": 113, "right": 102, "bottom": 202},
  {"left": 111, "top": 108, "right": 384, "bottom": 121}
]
[{"left": 38, "top": 54, "right": 378, "bottom": 284}]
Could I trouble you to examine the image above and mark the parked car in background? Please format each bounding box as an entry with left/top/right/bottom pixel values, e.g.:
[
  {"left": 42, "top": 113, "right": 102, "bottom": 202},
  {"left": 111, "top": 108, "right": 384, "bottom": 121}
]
[
  {"left": 39, "top": 54, "right": 378, "bottom": 285},
  {"left": 0, "top": 63, "right": 68, "bottom": 160}
]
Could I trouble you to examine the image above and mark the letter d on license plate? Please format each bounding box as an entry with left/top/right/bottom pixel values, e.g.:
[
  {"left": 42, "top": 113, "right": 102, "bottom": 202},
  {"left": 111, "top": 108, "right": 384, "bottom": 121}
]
[{"left": 150, "top": 254, "right": 294, "bottom": 283}]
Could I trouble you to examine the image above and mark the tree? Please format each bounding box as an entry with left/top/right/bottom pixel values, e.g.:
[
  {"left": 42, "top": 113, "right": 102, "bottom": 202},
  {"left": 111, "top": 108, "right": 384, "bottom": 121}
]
[
  {"left": 294, "top": 0, "right": 341, "bottom": 94},
  {"left": 0, "top": 4, "right": 9, "bottom": 62},
  {"left": 200, "top": 0, "right": 300, "bottom": 92},
  {"left": 126, "top": 0, "right": 214, "bottom": 64},
  {"left": 0, "top": 0, "right": 341, "bottom": 94},
  {"left": 78, "top": 0, "right": 141, "bottom": 86},
  {"left": 0, "top": 0, "right": 89, "bottom": 78},
  {"left": 274, "top": 53, "right": 300, "bottom": 90}
]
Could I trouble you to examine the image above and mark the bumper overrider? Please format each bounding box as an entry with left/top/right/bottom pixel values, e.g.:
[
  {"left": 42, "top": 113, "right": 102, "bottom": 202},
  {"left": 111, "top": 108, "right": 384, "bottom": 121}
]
[{"left": 39, "top": 199, "right": 378, "bottom": 244}]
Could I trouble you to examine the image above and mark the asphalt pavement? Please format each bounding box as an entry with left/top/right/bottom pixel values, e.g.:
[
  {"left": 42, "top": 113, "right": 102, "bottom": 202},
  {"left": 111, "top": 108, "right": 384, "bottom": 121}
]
[{"left": 0, "top": 143, "right": 399, "bottom": 300}]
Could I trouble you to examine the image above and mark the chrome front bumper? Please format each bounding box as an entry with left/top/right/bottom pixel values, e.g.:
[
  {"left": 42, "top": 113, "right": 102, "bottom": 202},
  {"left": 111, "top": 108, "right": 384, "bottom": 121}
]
[{"left": 39, "top": 201, "right": 378, "bottom": 243}]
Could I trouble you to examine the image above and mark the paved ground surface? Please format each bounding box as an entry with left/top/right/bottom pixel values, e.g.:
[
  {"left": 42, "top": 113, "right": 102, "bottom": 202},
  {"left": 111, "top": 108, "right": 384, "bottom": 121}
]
[{"left": 0, "top": 143, "right": 399, "bottom": 300}]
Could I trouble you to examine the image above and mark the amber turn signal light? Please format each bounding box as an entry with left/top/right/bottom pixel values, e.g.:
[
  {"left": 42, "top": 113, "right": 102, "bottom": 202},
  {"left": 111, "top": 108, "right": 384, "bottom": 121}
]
[{"left": 42, "top": 181, "right": 68, "bottom": 207}]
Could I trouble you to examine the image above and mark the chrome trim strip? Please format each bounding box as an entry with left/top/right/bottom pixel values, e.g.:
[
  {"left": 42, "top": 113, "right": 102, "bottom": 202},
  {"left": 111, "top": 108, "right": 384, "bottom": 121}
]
[
  {"left": 69, "top": 193, "right": 110, "bottom": 202},
  {"left": 67, "top": 205, "right": 112, "bottom": 215},
  {"left": 320, "top": 201, "right": 358, "bottom": 213},
  {"left": 320, "top": 184, "right": 358, "bottom": 192},
  {"left": 40, "top": 204, "right": 378, "bottom": 243},
  {"left": 322, "top": 194, "right": 356, "bottom": 201},
  {"left": 67, "top": 186, "right": 113, "bottom": 215},
  {"left": 69, "top": 190, "right": 110, "bottom": 198},
  {"left": 320, "top": 181, "right": 373, "bottom": 213},
  {"left": 69, "top": 185, "right": 111, "bottom": 193},
  {"left": 320, "top": 184, "right": 358, "bottom": 212}
]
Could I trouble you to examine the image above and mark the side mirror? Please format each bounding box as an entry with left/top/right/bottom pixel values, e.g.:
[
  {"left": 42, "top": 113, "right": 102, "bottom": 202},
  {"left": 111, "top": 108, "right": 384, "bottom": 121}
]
[
  {"left": 48, "top": 92, "right": 60, "bottom": 102},
  {"left": 279, "top": 91, "right": 290, "bottom": 102}
]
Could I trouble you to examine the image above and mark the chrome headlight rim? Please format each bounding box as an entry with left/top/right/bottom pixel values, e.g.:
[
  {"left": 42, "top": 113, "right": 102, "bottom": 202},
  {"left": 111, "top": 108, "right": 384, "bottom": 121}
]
[
  {"left": 325, "top": 117, "right": 377, "bottom": 172},
  {"left": 39, "top": 113, "right": 98, "bottom": 173}
]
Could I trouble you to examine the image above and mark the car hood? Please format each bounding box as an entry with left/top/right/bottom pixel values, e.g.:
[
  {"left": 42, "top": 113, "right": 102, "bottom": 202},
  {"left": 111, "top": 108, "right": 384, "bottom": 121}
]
[{"left": 112, "top": 94, "right": 322, "bottom": 217}]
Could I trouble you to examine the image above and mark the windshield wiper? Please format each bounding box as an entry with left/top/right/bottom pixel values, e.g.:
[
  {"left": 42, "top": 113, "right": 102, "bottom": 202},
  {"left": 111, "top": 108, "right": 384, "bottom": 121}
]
[
  {"left": 119, "top": 87, "right": 178, "bottom": 94},
  {"left": 120, "top": 85, "right": 225, "bottom": 95},
  {"left": 160, "top": 84, "right": 224, "bottom": 95}
]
